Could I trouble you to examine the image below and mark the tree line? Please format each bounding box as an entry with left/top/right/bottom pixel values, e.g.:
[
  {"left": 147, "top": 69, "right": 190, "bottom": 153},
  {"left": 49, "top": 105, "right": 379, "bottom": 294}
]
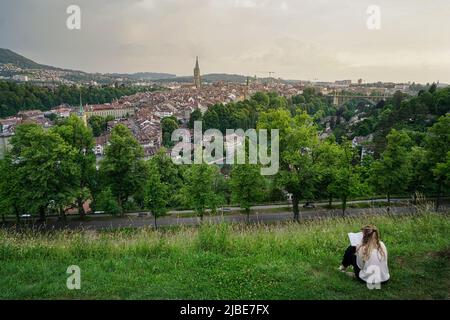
[
  {"left": 258, "top": 109, "right": 449, "bottom": 219},
  {"left": 341, "top": 84, "right": 450, "bottom": 155},
  {"left": 189, "top": 89, "right": 335, "bottom": 135},
  {"left": 0, "top": 80, "right": 159, "bottom": 118},
  {"left": 0, "top": 90, "right": 449, "bottom": 226}
]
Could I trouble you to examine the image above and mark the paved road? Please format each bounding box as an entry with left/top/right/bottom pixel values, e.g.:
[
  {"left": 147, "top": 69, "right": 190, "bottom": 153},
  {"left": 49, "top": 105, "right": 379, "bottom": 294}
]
[
  {"left": 123, "top": 198, "right": 405, "bottom": 217},
  {"left": 41, "top": 204, "right": 448, "bottom": 231}
]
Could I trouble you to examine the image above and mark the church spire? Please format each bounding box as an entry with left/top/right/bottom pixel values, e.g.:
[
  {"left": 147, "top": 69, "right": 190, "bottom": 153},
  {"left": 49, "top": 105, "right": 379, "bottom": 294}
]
[
  {"left": 78, "top": 89, "right": 87, "bottom": 126},
  {"left": 194, "top": 56, "right": 201, "bottom": 89},
  {"left": 79, "top": 91, "right": 83, "bottom": 115}
]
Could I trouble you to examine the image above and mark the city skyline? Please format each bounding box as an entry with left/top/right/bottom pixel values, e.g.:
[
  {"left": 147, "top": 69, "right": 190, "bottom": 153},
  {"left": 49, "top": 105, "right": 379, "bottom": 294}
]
[{"left": 1, "top": 0, "right": 450, "bottom": 83}]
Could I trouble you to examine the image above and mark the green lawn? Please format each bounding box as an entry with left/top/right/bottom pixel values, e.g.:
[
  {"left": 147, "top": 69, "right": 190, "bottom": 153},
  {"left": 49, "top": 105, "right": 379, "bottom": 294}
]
[{"left": 0, "top": 212, "right": 449, "bottom": 299}]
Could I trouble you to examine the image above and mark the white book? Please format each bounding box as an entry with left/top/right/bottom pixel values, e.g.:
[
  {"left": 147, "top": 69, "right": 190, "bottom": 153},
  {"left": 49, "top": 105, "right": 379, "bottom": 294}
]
[{"left": 348, "top": 232, "right": 363, "bottom": 247}]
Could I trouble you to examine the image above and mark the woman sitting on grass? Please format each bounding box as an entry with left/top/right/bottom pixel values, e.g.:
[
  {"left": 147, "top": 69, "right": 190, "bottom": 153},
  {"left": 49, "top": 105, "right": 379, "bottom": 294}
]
[{"left": 339, "top": 225, "right": 390, "bottom": 285}]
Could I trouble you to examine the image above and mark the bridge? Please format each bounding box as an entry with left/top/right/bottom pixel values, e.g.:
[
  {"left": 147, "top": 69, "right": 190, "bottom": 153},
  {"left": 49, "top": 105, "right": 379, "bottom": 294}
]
[{"left": 328, "top": 93, "right": 392, "bottom": 107}]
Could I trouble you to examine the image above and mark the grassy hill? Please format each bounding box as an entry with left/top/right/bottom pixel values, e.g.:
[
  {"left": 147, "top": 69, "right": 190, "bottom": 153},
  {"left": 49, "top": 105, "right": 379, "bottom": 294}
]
[{"left": 0, "top": 212, "right": 448, "bottom": 299}]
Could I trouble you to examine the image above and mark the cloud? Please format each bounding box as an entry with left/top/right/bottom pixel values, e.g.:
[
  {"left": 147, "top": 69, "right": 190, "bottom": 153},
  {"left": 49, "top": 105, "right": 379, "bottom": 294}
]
[{"left": 0, "top": 0, "right": 449, "bottom": 83}]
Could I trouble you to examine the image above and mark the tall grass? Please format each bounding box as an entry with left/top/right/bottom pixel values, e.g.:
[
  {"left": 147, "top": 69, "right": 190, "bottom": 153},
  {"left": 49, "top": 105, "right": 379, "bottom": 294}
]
[{"left": 0, "top": 212, "right": 449, "bottom": 299}]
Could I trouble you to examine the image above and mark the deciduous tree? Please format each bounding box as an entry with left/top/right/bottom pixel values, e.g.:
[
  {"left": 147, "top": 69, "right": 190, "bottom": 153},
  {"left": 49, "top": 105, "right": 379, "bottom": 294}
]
[
  {"left": 258, "top": 110, "right": 319, "bottom": 221},
  {"left": 329, "top": 141, "right": 366, "bottom": 216},
  {"left": 53, "top": 114, "right": 95, "bottom": 219},
  {"left": 370, "top": 129, "right": 412, "bottom": 211},
  {"left": 425, "top": 115, "right": 450, "bottom": 210},
  {"left": 144, "top": 162, "right": 169, "bottom": 229},
  {"left": 9, "top": 124, "right": 78, "bottom": 221},
  {"left": 230, "top": 164, "right": 265, "bottom": 223},
  {"left": 99, "top": 124, "right": 147, "bottom": 215},
  {"left": 182, "top": 164, "right": 221, "bottom": 221}
]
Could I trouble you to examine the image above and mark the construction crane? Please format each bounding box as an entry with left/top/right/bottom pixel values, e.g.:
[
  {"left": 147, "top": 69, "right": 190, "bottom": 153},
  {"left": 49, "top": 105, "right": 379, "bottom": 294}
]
[{"left": 257, "top": 71, "right": 276, "bottom": 79}]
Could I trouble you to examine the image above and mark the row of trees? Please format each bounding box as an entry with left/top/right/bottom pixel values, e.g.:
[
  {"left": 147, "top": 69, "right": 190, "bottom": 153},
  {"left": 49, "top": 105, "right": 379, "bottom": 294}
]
[
  {"left": 0, "top": 115, "right": 94, "bottom": 221},
  {"left": 188, "top": 89, "right": 335, "bottom": 135},
  {"left": 0, "top": 115, "right": 225, "bottom": 227},
  {"left": 0, "top": 94, "right": 449, "bottom": 225},
  {"left": 256, "top": 109, "right": 449, "bottom": 219},
  {"left": 0, "top": 80, "right": 158, "bottom": 118}
]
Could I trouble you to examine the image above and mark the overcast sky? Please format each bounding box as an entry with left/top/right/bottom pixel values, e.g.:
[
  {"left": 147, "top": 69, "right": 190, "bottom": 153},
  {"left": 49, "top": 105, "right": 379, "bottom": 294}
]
[{"left": 1, "top": 0, "right": 449, "bottom": 83}]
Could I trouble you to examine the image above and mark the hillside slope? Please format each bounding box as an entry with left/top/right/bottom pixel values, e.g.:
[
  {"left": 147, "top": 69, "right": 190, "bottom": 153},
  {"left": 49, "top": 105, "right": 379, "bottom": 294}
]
[
  {"left": 0, "top": 48, "right": 60, "bottom": 70},
  {"left": 0, "top": 213, "right": 448, "bottom": 299}
]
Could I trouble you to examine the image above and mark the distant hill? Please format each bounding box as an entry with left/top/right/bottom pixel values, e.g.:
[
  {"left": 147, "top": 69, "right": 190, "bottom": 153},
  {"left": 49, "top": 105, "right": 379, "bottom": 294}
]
[
  {"left": 0, "top": 48, "right": 281, "bottom": 85},
  {"left": 161, "top": 73, "right": 295, "bottom": 85},
  {"left": 108, "top": 72, "right": 177, "bottom": 81},
  {"left": 130, "top": 72, "right": 177, "bottom": 80},
  {"left": 158, "top": 73, "right": 249, "bottom": 84},
  {"left": 0, "top": 49, "right": 178, "bottom": 83},
  {"left": 203, "top": 73, "right": 248, "bottom": 83},
  {"left": 0, "top": 48, "right": 63, "bottom": 71}
]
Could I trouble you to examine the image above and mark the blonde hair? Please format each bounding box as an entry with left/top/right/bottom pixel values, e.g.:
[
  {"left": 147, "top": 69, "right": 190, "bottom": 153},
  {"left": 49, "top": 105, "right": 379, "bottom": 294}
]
[{"left": 358, "top": 225, "right": 385, "bottom": 262}]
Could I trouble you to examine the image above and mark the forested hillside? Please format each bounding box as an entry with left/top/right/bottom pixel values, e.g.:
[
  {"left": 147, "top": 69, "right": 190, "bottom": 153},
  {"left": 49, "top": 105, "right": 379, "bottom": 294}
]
[
  {"left": 0, "top": 81, "right": 159, "bottom": 118},
  {"left": 341, "top": 84, "right": 450, "bottom": 154},
  {"left": 194, "top": 85, "right": 450, "bottom": 155}
]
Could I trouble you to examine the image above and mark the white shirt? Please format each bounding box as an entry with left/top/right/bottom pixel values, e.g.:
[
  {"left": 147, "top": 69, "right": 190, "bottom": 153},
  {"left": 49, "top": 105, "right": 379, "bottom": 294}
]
[{"left": 356, "top": 241, "right": 390, "bottom": 283}]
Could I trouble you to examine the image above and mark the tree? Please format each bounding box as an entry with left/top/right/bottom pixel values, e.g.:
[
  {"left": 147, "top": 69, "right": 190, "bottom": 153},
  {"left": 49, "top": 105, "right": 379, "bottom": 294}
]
[
  {"left": 182, "top": 164, "right": 221, "bottom": 221},
  {"left": 316, "top": 138, "right": 341, "bottom": 207},
  {"left": 432, "top": 151, "right": 450, "bottom": 209},
  {"left": 230, "top": 164, "right": 265, "bottom": 223},
  {"left": 392, "top": 90, "right": 406, "bottom": 109},
  {"left": 370, "top": 129, "right": 412, "bottom": 211},
  {"left": 252, "top": 92, "right": 270, "bottom": 107},
  {"left": 148, "top": 148, "right": 184, "bottom": 205},
  {"left": 329, "top": 141, "right": 365, "bottom": 216},
  {"left": 429, "top": 82, "right": 437, "bottom": 94},
  {"left": 9, "top": 124, "right": 78, "bottom": 221},
  {"left": 52, "top": 114, "right": 96, "bottom": 219},
  {"left": 99, "top": 124, "right": 147, "bottom": 216},
  {"left": 144, "top": 162, "right": 169, "bottom": 229},
  {"left": 0, "top": 156, "right": 22, "bottom": 223},
  {"left": 203, "top": 109, "right": 220, "bottom": 132},
  {"left": 142, "top": 148, "right": 180, "bottom": 227},
  {"left": 433, "top": 87, "right": 450, "bottom": 116},
  {"left": 88, "top": 115, "right": 113, "bottom": 137},
  {"left": 161, "top": 116, "right": 179, "bottom": 148},
  {"left": 188, "top": 108, "right": 203, "bottom": 129},
  {"left": 258, "top": 110, "right": 319, "bottom": 221},
  {"left": 95, "top": 187, "right": 120, "bottom": 215},
  {"left": 0, "top": 80, "right": 157, "bottom": 118},
  {"left": 215, "top": 173, "right": 232, "bottom": 205},
  {"left": 425, "top": 115, "right": 450, "bottom": 210},
  {"left": 408, "top": 146, "right": 431, "bottom": 203}
]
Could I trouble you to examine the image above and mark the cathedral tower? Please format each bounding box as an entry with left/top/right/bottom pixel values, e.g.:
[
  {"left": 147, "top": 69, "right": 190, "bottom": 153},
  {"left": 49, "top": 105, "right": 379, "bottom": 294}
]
[{"left": 194, "top": 56, "right": 201, "bottom": 89}]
